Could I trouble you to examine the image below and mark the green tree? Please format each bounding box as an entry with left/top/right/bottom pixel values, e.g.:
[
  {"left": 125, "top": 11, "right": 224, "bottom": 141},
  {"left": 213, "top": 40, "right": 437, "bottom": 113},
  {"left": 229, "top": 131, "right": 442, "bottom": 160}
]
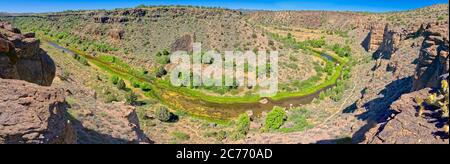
[
  {"left": 125, "top": 91, "right": 138, "bottom": 105},
  {"left": 116, "top": 79, "right": 126, "bottom": 90},
  {"left": 156, "top": 106, "right": 172, "bottom": 122},
  {"left": 264, "top": 106, "right": 287, "bottom": 131},
  {"left": 230, "top": 113, "right": 250, "bottom": 140},
  {"left": 140, "top": 83, "right": 152, "bottom": 92},
  {"left": 110, "top": 75, "right": 119, "bottom": 85}
]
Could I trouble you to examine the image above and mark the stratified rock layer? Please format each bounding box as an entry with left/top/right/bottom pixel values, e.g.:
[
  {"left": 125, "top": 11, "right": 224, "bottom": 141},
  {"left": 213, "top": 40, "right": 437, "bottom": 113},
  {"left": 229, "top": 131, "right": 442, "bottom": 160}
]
[{"left": 413, "top": 22, "right": 449, "bottom": 90}]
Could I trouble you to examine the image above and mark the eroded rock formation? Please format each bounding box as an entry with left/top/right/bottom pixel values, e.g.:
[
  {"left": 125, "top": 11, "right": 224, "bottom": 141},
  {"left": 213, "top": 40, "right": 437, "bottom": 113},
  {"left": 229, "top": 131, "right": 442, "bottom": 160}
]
[
  {"left": 171, "top": 34, "right": 193, "bottom": 53},
  {"left": 360, "top": 22, "right": 449, "bottom": 144},
  {"left": 0, "top": 21, "right": 56, "bottom": 86},
  {"left": 413, "top": 22, "right": 449, "bottom": 90},
  {"left": 0, "top": 79, "right": 76, "bottom": 144},
  {"left": 1, "top": 21, "right": 75, "bottom": 144},
  {"left": 362, "top": 23, "right": 385, "bottom": 52},
  {"left": 363, "top": 89, "right": 447, "bottom": 144}
]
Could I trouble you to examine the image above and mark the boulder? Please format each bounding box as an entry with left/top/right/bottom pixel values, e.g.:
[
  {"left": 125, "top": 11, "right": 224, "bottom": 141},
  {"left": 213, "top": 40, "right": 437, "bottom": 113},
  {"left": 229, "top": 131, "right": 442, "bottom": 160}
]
[{"left": 0, "top": 79, "right": 76, "bottom": 144}]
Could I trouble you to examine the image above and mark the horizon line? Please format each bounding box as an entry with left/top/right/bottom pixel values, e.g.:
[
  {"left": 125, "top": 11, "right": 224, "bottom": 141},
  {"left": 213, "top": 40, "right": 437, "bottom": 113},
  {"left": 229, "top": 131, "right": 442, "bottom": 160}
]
[{"left": 1, "top": 3, "right": 448, "bottom": 14}]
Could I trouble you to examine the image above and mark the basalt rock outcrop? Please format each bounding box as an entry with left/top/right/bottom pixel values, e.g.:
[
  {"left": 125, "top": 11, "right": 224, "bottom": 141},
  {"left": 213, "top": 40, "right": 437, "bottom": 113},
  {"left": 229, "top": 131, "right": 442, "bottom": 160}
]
[
  {"left": 360, "top": 22, "right": 449, "bottom": 144},
  {"left": 0, "top": 21, "right": 56, "bottom": 86},
  {"left": 171, "top": 34, "right": 193, "bottom": 53},
  {"left": 1, "top": 21, "right": 75, "bottom": 144},
  {"left": 0, "top": 79, "right": 76, "bottom": 144},
  {"left": 362, "top": 23, "right": 385, "bottom": 52},
  {"left": 412, "top": 22, "right": 449, "bottom": 91},
  {"left": 363, "top": 89, "right": 448, "bottom": 144}
]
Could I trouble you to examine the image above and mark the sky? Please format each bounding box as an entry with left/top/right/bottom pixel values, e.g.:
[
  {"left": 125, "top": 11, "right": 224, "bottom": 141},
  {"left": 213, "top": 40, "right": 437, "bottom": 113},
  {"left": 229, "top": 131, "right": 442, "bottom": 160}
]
[{"left": 0, "top": 0, "right": 448, "bottom": 13}]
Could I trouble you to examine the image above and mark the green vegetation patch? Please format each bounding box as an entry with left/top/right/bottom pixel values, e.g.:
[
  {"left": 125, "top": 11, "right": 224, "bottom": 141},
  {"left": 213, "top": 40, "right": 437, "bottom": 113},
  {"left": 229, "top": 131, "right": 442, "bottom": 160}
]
[{"left": 264, "top": 106, "right": 287, "bottom": 131}]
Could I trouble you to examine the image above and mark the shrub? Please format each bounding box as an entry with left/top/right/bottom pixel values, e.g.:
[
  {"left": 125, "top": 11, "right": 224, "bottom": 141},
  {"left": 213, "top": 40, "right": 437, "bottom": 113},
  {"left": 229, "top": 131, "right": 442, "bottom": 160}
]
[
  {"left": 215, "top": 130, "right": 228, "bottom": 141},
  {"left": 73, "top": 54, "right": 89, "bottom": 66},
  {"left": 289, "top": 55, "right": 298, "bottom": 62},
  {"left": 116, "top": 79, "right": 126, "bottom": 90},
  {"left": 155, "top": 106, "right": 172, "bottom": 122},
  {"left": 104, "top": 93, "right": 118, "bottom": 103},
  {"left": 319, "top": 91, "right": 326, "bottom": 100},
  {"left": 287, "top": 33, "right": 293, "bottom": 39},
  {"left": 172, "top": 132, "right": 190, "bottom": 141},
  {"left": 60, "top": 69, "right": 70, "bottom": 81},
  {"left": 280, "top": 108, "right": 311, "bottom": 133},
  {"left": 131, "top": 80, "right": 141, "bottom": 88},
  {"left": 252, "top": 33, "right": 258, "bottom": 39},
  {"left": 264, "top": 106, "right": 287, "bottom": 131},
  {"left": 140, "top": 83, "right": 152, "bottom": 92},
  {"left": 331, "top": 44, "right": 351, "bottom": 58},
  {"left": 78, "top": 57, "right": 89, "bottom": 66},
  {"left": 230, "top": 113, "right": 250, "bottom": 140},
  {"left": 125, "top": 91, "right": 138, "bottom": 105},
  {"left": 325, "top": 62, "right": 334, "bottom": 75},
  {"left": 110, "top": 75, "right": 119, "bottom": 85},
  {"left": 156, "top": 66, "right": 167, "bottom": 78},
  {"left": 162, "top": 50, "right": 170, "bottom": 56},
  {"left": 157, "top": 55, "right": 170, "bottom": 64}
]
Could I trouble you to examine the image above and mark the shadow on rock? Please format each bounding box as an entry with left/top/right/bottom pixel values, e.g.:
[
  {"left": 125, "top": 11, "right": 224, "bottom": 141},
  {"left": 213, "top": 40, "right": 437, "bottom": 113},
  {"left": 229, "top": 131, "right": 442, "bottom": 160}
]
[
  {"left": 67, "top": 110, "right": 154, "bottom": 144},
  {"left": 352, "top": 76, "right": 413, "bottom": 143}
]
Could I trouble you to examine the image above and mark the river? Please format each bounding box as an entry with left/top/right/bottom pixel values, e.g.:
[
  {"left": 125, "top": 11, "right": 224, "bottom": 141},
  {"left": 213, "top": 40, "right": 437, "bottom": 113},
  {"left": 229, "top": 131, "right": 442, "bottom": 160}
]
[{"left": 47, "top": 41, "right": 339, "bottom": 120}]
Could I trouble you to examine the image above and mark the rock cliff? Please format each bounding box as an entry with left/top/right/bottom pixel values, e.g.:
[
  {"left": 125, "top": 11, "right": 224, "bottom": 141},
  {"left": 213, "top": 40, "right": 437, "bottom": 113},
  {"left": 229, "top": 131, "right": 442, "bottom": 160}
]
[
  {"left": 0, "top": 20, "right": 56, "bottom": 86},
  {"left": 413, "top": 22, "right": 449, "bottom": 90}
]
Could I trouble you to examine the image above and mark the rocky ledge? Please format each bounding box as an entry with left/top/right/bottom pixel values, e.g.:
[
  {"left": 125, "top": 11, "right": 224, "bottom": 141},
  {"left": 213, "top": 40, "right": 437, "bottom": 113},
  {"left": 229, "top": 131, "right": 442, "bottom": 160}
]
[
  {"left": 0, "top": 20, "right": 55, "bottom": 86},
  {"left": 363, "top": 88, "right": 448, "bottom": 144},
  {"left": 0, "top": 79, "right": 76, "bottom": 144}
]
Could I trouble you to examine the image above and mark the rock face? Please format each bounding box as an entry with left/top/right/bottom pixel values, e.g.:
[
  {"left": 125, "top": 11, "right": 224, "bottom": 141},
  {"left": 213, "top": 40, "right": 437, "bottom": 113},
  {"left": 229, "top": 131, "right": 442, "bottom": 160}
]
[
  {"left": 413, "top": 22, "right": 449, "bottom": 90},
  {"left": 108, "top": 28, "right": 124, "bottom": 41},
  {"left": 363, "top": 89, "right": 448, "bottom": 144},
  {"left": 372, "top": 24, "right": 402, "bottom": 59},
  {"left": 1, "top": 21, "right": 75, "bottom": 144},
  {"left": 0, "top": 21, "right": 56, "bottom": 86},
  {"left": 0, "top": 79, "right": 76, "bottom": 144},
  {"left": 171, "top": 34, "right": 193, "bottom": 53},
  {"left": 362, "top": 23, "right": 385, "bottom": 52},
  {"left": 360, "top": 22, "right": 449, "bottom": 144}
]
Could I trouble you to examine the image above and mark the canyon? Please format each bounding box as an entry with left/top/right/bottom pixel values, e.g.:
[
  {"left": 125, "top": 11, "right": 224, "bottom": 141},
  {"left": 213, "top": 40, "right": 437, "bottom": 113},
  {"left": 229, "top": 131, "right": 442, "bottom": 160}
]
[{"left": 0, "top": 4, "right": 448, "bottom": 144}]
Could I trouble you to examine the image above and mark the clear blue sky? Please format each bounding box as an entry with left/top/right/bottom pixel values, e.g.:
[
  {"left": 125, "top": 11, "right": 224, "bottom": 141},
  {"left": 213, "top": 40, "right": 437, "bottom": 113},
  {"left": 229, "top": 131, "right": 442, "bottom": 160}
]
[{"left": 0, "top": 0, "right": 448, "bottom": 13}]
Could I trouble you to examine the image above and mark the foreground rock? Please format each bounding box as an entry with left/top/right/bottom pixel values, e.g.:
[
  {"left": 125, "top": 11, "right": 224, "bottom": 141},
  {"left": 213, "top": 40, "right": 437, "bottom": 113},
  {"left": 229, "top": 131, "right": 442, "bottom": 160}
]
[
  {"left": 0, "top": 21, "right": 55, "bottom": 86},
  {"left": 0, "top": 79, "right": 76, "bottom": 144},
  {"left": 363, "top": 89, "right": 448, "bottom": 144}
]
